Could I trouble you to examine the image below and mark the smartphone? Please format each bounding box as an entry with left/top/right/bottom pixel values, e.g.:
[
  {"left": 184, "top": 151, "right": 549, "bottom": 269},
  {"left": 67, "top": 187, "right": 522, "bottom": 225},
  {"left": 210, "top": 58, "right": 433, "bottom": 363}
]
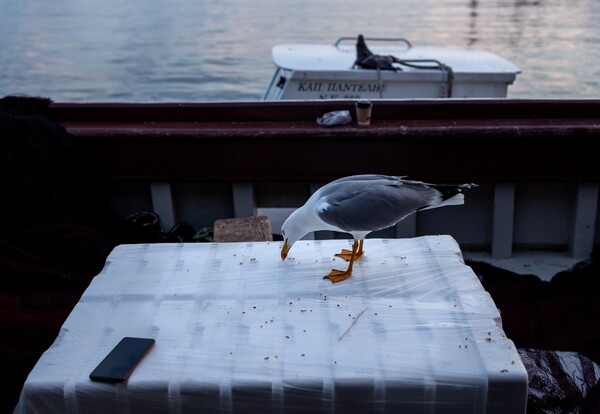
[{"left": 89, "top": 337, "right": 155, "bottom": 383}]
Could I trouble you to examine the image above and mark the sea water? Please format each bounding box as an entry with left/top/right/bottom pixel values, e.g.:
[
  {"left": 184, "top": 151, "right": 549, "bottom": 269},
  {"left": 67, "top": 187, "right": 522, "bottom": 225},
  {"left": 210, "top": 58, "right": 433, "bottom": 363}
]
[{"left": 0, "top": 0, "right": 598, "bottom": 102}]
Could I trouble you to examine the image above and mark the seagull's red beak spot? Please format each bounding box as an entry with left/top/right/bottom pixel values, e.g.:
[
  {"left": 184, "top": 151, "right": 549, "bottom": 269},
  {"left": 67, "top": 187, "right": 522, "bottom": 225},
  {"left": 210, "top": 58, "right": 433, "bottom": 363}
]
[{"left": 281, "top": 240, "right": 291, "bottom": 261}]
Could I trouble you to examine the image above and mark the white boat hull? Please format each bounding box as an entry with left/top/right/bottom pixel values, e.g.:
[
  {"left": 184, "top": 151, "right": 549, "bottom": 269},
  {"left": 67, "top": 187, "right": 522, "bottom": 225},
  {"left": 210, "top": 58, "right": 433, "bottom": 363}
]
[{"left": 264, "top": 41, "right": 520, "bottom": 100}]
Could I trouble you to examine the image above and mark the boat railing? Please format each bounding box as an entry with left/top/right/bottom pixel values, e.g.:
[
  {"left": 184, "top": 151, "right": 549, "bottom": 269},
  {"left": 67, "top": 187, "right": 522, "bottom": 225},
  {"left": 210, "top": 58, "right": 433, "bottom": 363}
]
[
  {"left": 48, "top": 99, "right": 600, "bottom": 263},
  {"left": 333, "top": 39, "right": 452, "bottom": 97},
  {"left": 334, "top": 36, "right": 413, "bottom": 50},
  {"left": 394, "top": 59, "right": 454, "bottom": 97}
]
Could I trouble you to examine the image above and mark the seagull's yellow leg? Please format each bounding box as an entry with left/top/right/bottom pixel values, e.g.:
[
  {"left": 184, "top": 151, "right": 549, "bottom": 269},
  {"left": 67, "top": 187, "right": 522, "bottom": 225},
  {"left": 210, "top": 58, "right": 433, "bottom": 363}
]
[
  {"left": 324, "top": 240, "right": 359, "bottom": 283},
  {"left": 335, "top": 239, "right": 364, "bottom": 261}
]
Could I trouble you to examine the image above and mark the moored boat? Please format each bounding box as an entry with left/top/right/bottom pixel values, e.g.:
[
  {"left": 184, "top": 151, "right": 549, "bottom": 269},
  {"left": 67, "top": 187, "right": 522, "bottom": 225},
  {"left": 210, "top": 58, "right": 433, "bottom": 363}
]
[{"left": 263, "top": 36, "right": 520, "bottom": 100}]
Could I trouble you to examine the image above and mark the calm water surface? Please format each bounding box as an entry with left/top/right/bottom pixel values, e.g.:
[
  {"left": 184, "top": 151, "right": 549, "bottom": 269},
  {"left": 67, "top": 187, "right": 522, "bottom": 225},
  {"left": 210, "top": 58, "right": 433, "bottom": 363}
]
[{"left": 1, "top": 0, "right": 599, "bottom": 102}]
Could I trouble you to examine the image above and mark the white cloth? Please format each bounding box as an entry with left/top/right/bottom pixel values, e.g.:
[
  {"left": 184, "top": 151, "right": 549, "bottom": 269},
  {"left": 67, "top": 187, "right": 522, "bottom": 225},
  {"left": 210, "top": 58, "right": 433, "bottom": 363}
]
[{"left": 15, "top": 236, "right": 527, "bottom": 414}]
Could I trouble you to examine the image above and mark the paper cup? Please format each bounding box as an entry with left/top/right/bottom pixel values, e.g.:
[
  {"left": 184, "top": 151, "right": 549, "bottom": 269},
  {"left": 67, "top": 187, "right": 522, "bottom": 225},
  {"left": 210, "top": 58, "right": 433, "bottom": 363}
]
[{"left": 355, "top": 101, "right": 373, "bottom": 126}]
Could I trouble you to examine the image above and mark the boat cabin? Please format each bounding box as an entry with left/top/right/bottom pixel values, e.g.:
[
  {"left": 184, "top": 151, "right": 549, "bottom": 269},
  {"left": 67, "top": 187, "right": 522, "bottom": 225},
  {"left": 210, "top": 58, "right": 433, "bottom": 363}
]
[{"left": 263, "top": 37, "right": 521, "bottom": 100}]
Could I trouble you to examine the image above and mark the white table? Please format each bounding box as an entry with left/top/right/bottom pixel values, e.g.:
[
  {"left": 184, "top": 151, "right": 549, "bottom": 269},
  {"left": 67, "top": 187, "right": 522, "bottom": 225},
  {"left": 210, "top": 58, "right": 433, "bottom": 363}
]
[{"left": 15, "top": 236, "right": 527, "bottom": 413}]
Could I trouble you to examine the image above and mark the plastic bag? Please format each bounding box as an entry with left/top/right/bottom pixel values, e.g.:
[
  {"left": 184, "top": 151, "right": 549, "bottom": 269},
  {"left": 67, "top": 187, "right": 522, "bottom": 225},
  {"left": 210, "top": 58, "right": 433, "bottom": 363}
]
[{"left": 316, "top": 110, "right": 352, "bottom": 127}]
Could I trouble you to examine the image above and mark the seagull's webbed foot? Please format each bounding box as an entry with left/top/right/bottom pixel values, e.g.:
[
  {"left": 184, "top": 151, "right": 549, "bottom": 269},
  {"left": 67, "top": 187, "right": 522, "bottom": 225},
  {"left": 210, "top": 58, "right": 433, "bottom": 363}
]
[
  {"left": 335, "top": 249, "right": 356, "bottom": 261},
  {"left": 323, "top": 269, "right": 353, "bottom": 283},
  {"left": 335, "top": 240, "right": 364, "bottom": 262},
  {"left": 324, "top": 239, "right": 361, "bottom": 283}
]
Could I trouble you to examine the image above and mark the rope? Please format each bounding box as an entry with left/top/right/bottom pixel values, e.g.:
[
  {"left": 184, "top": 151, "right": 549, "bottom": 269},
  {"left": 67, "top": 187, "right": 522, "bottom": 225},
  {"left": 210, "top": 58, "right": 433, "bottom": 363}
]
[{"left": 376, "top": 68, "right": 384, "bottom": 98}]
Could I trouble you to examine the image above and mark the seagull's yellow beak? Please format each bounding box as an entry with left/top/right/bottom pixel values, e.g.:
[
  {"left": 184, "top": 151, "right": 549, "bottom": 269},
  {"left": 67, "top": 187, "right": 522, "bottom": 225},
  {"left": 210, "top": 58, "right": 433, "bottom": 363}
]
[{"left": 281, "top": 239, "right": 291, "bottom": 261}]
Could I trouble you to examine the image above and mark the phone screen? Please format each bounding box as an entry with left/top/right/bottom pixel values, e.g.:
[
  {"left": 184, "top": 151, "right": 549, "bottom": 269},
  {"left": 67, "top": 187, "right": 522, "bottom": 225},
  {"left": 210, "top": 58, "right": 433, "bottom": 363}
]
[{"left": 89, "top": 337, "right": 155, "bottom": 383}]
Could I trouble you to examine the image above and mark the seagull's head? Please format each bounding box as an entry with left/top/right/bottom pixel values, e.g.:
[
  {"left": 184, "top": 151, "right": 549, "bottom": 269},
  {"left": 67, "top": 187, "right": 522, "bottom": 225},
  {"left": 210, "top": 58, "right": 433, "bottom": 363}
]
[
  {"left": 280, "top": 225, "right": 296, "bottom": 261},
  {"left": 280, "top": 210, "right": 305, "bottom": 261},
  {"left": 281, "top": 236, "right": 292, "bottom": 261}
]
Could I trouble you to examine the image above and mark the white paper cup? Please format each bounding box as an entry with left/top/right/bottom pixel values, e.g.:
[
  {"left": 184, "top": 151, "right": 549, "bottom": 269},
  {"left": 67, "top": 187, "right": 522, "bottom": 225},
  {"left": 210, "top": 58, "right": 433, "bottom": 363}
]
[{"left": 355, "top": 101, "right": 373, "bottom": 126}]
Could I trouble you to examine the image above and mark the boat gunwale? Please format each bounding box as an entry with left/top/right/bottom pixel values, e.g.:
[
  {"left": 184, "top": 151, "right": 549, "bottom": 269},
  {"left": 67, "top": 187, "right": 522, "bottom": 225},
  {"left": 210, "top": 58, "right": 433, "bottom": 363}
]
[{"left": 47, "top": 99, "right": 600, "bottom": 185}]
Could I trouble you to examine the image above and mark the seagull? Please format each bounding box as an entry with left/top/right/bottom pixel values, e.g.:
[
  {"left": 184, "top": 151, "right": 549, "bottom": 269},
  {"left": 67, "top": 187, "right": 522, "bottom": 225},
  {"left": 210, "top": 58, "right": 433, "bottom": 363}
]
[
  {"left": 353, "top": 34, "right": 402, "bottom": 71},
  {"left": 280, "top": 175, "right": 476, "bottom": 283}
]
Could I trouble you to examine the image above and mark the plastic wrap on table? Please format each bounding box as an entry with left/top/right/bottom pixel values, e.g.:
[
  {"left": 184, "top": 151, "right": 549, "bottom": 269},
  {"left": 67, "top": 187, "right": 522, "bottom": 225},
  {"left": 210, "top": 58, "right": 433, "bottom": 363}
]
[{"left": 14, "top": 236, "right": 528, "bottom": 414}]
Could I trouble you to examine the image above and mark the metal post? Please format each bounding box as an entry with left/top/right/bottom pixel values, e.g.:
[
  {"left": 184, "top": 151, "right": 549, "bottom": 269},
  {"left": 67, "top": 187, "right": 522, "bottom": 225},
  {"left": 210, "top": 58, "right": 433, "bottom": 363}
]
[
  {"left": 570, "top": 183, "right": 598, "bottom": 259},
  {"left": 491, "top": 183, "right": 515, "bottom": 259},
  {"left": 150, "top": 182, "right": 177, "bottom": 232}
]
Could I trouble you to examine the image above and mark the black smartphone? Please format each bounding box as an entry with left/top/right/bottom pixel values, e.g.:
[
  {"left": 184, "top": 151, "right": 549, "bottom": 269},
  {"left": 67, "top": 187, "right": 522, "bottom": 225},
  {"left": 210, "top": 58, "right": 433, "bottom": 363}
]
[{"left": 89, "top": 337, "right": 155, "bottom": 383}]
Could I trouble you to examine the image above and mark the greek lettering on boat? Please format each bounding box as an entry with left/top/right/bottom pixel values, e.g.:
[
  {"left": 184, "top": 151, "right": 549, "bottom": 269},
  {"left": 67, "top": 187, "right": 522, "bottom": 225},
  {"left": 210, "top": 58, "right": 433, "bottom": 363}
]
[{"left": 295, "top": 81, "right": 386, "bottom": 99}]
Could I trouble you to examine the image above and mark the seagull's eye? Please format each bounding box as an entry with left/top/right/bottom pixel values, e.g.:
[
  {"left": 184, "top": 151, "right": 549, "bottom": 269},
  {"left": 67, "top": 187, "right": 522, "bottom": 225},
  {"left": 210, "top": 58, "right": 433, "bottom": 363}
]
[{"left": 282, "top": 230, "right": 286, "bottom": 236}]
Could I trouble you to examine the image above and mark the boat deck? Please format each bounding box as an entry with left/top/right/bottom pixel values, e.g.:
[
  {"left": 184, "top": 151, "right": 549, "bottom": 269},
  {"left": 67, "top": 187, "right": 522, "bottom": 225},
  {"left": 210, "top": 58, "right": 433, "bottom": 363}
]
[{"left": 273, "top": 44, "right": 520, "bottom": 76}]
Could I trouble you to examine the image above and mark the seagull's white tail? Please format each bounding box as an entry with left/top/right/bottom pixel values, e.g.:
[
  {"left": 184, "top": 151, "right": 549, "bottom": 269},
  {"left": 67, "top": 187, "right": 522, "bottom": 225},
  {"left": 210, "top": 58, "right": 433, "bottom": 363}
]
[
  {"left": 438, "top": 193, "right": 465, "bottom": 207},
  {"left": 420, "top": 193, "right": 464, "bottom": 211},
  {"left": 420, "top": 183, "right": 476, "bottom": 211}
]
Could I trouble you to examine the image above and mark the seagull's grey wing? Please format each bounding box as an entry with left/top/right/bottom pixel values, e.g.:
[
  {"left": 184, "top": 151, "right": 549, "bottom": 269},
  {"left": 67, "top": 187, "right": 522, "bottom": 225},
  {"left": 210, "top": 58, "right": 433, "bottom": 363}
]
[
  {"left": 327, "top": 174, "right": 396, "bottom": 185},
  {"left": 318, "top": 179, "right": 440, "bottom": 233}
]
